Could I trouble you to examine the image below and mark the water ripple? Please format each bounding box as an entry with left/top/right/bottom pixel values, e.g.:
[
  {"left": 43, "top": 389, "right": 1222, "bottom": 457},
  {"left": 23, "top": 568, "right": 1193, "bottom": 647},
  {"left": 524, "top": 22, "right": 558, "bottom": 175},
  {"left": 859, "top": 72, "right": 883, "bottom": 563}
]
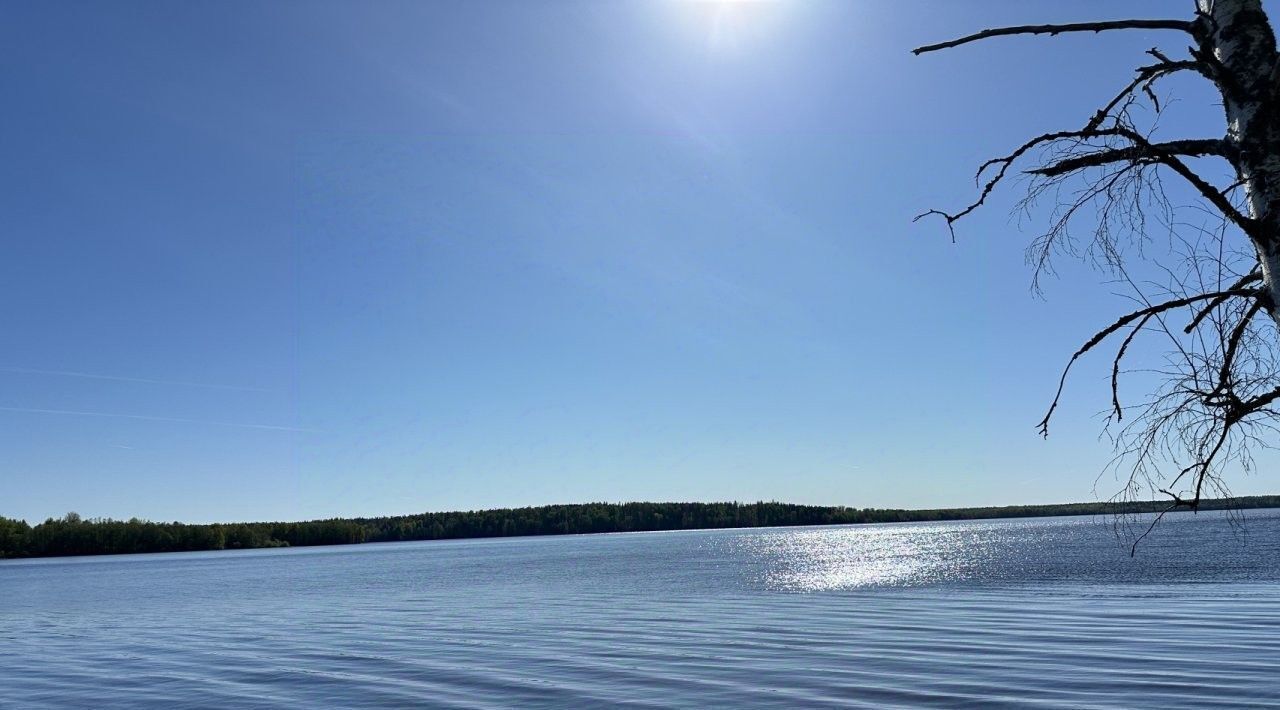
[{"left": 3, "top": 509, "right": 1280, "bottom": 707}]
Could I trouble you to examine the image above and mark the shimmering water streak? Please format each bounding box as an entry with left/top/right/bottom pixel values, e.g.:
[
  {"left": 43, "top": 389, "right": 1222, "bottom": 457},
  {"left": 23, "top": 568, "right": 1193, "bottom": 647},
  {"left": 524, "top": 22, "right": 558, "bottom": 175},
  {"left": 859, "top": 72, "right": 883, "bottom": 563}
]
[{"left": 2, "top": 510, "right": 1279, "bottom": 708}]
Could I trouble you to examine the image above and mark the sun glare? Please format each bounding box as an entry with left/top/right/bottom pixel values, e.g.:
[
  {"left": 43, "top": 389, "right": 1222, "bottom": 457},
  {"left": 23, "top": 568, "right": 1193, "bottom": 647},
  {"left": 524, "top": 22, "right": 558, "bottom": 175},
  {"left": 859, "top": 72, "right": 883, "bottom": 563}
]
[{"left": 673, "top": 0, "right": 786, "bottom": 54}]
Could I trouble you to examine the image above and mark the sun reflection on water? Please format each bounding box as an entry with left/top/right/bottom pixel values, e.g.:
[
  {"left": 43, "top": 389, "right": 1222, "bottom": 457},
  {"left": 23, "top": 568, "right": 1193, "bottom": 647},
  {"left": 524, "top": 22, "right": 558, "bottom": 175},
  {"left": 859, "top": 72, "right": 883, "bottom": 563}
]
[{"left": 734, "top": 524, "right": 1001, "bottom": 592}]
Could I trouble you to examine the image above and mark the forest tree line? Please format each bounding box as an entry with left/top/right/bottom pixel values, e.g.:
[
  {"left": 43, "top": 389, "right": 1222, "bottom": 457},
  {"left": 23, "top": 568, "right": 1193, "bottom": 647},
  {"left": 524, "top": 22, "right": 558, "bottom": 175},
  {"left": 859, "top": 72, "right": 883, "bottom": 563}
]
[{"left": 2, "top": 496, "right": 1278, "bottom": 559}]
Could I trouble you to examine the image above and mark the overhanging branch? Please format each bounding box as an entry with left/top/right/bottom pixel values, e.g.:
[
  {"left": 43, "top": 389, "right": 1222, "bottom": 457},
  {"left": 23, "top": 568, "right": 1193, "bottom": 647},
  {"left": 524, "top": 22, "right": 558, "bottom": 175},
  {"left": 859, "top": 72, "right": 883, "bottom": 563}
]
[
  {"left": 1084, "top": 56, "right": 1206, "bottom": 132},
  {"left": 1213, "top": 299, "right": 1267, "bottom": 407},
  {"left": 1109, "top": 127, "right": 1258, "bottom": 238},
  {"left": 917, "top": 127, "right": 1252, "bottom": 242},
  {"left": 913, "top": 128, "right": 1126, "bottom": 236},
  {"left": 1037, "top": 287, "right": 1261, "bottom": 437},
  {"left": 913, "top": 19, "right": 1196, "bottom": 55},
  {"left": 1185, "top": 270, "right": 1262, "bottom": 333},
  {"left": 1029, "top": 139, "right": 1234, "bottom": 177}
]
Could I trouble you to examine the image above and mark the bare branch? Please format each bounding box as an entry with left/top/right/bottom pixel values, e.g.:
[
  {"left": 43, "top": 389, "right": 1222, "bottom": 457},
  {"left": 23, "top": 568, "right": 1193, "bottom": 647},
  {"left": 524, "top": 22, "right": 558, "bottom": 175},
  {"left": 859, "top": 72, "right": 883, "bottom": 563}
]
[
  {"left": 1238, "top": 383, "right": 1280, "bottom": 415},
  {"left": 1037, "top": 287, "right": 1260, "bottom": 437},
  {"left": 1108, "top": 127, "right": 1257, "bottom": 237},
  {"left": 1085, "top": 54, "right": 1206, "bottom": 132},
  {"left": 913, "top": 19, "right": 1196, "bottom": 55},
  {"left": 1111, "top": 313, "right": 1153, "bottom": 421},
  {"left": 1130, "top": 501, "right": 1179, "bottom": 556},
  {"left": 1029, "top": 139, "right": 1234, "bottom": 177},
  {"left": 915, "top": 128, "right": 1126, "bottom": 234},
  {"left": 1185, "top": 269, "right": 1262, "bottom": 333},
  {"left": 1214, "top": 299, "right": 1267, "bottom": 403},
  {"left": 920, "top": 127, "right": 1253, "bottom": 248}
]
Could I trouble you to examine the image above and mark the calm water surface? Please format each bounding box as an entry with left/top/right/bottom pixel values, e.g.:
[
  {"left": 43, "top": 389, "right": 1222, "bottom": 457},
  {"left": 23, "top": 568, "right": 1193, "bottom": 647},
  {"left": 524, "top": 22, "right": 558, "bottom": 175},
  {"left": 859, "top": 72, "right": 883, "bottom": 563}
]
[{"left": 3, "top": 510, "right": 1280, "bottom": 708}]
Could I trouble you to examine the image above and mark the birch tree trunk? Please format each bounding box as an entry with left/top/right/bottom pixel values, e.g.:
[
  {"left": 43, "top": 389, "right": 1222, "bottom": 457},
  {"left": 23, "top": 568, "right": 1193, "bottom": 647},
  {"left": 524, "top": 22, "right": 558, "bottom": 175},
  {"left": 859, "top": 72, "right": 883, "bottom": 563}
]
[{"left": 1199, "top": 0, "right": 1280, "bottom": 322}]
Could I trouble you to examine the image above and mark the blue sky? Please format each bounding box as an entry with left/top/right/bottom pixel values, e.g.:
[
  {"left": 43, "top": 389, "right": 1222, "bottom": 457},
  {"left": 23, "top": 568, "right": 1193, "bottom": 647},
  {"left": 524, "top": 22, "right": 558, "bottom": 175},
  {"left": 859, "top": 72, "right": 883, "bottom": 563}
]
[{"left": 3, "top": 0, "right": 1272, "bottom": 523}]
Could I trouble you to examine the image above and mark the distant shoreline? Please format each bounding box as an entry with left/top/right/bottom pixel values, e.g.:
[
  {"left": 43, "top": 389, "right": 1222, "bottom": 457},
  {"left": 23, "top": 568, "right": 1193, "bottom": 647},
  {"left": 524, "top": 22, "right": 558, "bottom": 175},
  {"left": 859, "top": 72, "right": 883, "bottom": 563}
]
[{"left": 3, "top": 496, "right": 1278, "bottom": 560}]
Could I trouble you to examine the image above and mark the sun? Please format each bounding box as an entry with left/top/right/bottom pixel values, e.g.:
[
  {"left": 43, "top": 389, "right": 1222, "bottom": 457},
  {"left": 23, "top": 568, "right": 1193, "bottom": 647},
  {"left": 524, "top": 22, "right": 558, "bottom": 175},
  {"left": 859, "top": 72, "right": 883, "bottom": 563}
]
[{"left": 675, "top": 0, "right": 784, "bottom": 53}]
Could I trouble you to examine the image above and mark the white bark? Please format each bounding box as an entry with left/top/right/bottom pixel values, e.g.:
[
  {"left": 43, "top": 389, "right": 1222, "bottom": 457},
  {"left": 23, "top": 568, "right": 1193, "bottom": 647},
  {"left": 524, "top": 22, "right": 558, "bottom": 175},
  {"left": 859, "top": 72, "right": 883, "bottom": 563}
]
[{"left": 1198, "top": 0, "right": 1280, "bottom": 321}]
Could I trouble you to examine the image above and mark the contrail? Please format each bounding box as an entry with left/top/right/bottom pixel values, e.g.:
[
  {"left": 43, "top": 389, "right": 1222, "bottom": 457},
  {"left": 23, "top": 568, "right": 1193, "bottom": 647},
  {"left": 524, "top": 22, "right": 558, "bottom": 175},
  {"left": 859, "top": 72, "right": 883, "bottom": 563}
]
[
  {"left": 0, "top": 405, "right": 311, "bottom": 432},
  {"left": 0, "top": 366, "right": 275, "bottom": 393}
]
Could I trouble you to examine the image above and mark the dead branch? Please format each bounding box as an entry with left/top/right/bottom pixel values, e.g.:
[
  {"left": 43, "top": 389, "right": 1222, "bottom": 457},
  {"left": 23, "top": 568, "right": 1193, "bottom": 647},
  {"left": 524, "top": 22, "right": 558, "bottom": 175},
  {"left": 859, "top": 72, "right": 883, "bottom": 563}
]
[
  {"left": 1111, "top": 313, "right": 1153, "bottom": 421},
  {"left": 914, "top": 128, "right": 1131, "bottom": 236},
  {"left": 1037, "top": 287, "right": 1261, "bottom": 437},
  {"left": 912, "top": 19, "right": 1197, "bottom": 55},
  {"left": 1185, "top": 269, "right": 1261, "bottom": 333},
  {"left": 1085, "top": 54, "right": 1207, "bottom": 132},
  {"left": 1030, "top": 139, "right": 1234, "bottom": 177}
]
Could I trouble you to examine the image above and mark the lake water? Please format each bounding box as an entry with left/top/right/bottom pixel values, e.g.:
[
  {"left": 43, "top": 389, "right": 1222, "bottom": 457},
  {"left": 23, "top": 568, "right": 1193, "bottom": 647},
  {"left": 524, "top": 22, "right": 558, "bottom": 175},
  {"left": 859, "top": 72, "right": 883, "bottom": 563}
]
[{"left": 2, "top": 509, "right": 1279, "bottom": 708}]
